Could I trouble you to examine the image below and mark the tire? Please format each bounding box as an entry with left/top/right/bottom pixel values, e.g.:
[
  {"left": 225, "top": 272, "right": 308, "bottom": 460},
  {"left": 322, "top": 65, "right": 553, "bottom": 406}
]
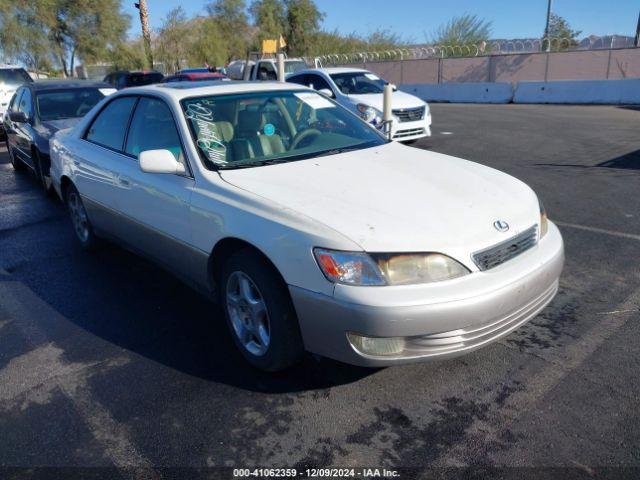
[
  {"left": 219, "top": 248, "right": 304, "bottom": 372},
  {"left": 7, "top": 143, "right": 25, "bottom": 172},
  {"left": 65, "top": 183, "right": 99, "bottom": 250}
]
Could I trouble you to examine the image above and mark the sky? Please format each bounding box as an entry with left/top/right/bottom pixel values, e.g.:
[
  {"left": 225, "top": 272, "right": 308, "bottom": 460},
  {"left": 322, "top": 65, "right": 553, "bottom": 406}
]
[{"left": 124, "top": 0, "right": 639, "bottom": 42}]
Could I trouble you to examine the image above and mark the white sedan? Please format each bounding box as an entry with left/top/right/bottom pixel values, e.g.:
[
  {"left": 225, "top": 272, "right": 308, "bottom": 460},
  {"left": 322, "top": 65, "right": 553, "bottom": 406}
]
[
  {"left": 50, "top": 81, "right": 564, "bottom": 372},
  {"left": 287, "top": 67, "right": 432, "bottom": 142}
]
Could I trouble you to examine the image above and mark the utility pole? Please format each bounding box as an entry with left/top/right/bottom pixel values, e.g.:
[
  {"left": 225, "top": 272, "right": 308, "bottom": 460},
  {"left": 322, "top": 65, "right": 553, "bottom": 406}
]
[
  {"left": 635, "top": 10, "right": 640, "bottom": 47},
  {"left": 135, "top": 1, "right": 154, "bottom": 70},
  {"left": 544, "top": 0, "right": 553, "bottom": 52}
]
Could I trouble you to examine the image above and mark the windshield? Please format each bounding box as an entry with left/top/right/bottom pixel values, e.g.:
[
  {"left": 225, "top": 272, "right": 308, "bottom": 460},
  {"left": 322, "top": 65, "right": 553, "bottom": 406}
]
[
  {"left": 285, "top": 61, "right": 308, "bottom": 74},
  {"left": 36, "top": 88, "right": 106, "bottom": 121},
  {"left": 0, "top": 68, "right": 32, "bottom": 87},
  {"left": 182, "top": 90, "right": 386, "bottom": 169},
  {"left": 330, "top": 72, "right": 386, "bottom": 95}
]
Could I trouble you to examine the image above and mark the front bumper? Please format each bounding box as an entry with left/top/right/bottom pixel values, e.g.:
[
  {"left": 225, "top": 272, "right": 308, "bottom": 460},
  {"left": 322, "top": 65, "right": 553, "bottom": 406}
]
[
  {"left": 290, "top": 222, "right": 564, "bottom": 367},
  {"left": 391, "top": 113, "right": 432, "bottom": 141}
]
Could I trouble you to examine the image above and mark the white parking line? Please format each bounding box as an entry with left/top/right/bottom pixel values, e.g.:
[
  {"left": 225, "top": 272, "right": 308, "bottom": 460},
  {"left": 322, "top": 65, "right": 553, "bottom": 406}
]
[
  {"left": 555, "top": 221, "right": 640, "bottom": 242},
  {"left": 438, "top": 280, "right": 640, "bottom": 466}
]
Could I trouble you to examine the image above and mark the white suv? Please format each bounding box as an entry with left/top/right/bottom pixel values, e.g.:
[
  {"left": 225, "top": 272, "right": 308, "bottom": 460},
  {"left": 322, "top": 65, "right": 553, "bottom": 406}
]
[
  {"left": 0, "top": 65, "right": 32, "bottom": 135},
  {"left": 287, "top": 68, "right": 431, "bottom": 142}
]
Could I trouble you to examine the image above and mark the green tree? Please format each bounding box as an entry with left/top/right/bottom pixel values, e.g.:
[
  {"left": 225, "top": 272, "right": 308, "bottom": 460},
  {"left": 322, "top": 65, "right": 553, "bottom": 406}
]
[
  {"left": 0, "top": 1, "right": 53, "bottom": 73},
  {"left": 250, "top": 0, "right": 286, "bottom": 42},
  {"left": 284, "top": 0, "right": 324, "bottom": 56},
  {"left": 206, "top": 0, "right": 249, "bottom": 61},
  {"left": 188, "top": 17, "right": 230, "bottom": 68},
  {"left": 543, "top": 13, "right": 582, "bottom": 51},
  {"left": 155, "top": 7, "right": 191, "bottom": 73},
  {"left": 433, "top": 14, "right": 492, "bottom": 46}
]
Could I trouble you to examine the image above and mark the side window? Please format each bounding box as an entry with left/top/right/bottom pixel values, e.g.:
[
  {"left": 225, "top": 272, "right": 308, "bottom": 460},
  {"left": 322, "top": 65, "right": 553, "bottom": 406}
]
[
  {"left": 9, "top": 89, "right": 23, "bottom": 113},
  {"left": 85, "top": 96, "right": 137, "bottom": 151},
  {"left": 116, "top": 75, "right": 127, "bottom": 89},
  {"left": 307, "top": 75, "right": 331, "bottom": 92},
  {"left": 18, "top": 88, "right": 33, "bottom": 117},
  {"left": 287, "top": 74, "right": 307, "bottom": 86},
  {"left": 257, "top": 62, "right": 277, "bottom": 81},
  {"left": 125, "top": 97, "right": 185, "bottom": 165}
]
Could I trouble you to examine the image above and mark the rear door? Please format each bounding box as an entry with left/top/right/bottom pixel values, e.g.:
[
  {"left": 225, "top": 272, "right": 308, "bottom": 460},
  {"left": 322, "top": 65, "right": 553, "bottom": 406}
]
[{"left": 76, "top": 95, "right": 138, "bottom": 233}]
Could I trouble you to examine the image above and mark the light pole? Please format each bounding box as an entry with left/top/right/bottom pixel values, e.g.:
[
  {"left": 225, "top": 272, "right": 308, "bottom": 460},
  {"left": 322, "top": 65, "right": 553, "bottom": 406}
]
[
  {"left": 135, "top": 1, "right": 154, "bottom": 70},
  {"left": 544, "top": 0, "right": 553, "bottom": 52},
  {"left": 635, "top": 10, "right": 640, "bottom": 47}
]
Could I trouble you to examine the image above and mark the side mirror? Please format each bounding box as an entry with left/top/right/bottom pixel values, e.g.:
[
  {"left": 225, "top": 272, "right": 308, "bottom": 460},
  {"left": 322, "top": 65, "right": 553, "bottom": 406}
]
[
  {"left": 318, "top": 88, "right": 335, "bottom": 98},
  {"left": 9, "top": 111, "right": 29, "bottom": 123},
  {"left": 139, "top": 149, "right": 186, "bottom": 175}
]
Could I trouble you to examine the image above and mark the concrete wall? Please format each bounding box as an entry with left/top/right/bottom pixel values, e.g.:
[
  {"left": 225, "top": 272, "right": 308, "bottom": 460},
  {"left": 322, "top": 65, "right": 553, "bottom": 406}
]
[
  {"left": 401, "top": 83, "right": 513, "bottom": 103},
  {"left": 340, "top": 47, "right": 640, "bottom": 85},
  {"left": 513, "top": 79, "right": 640, "bottom": 104}
]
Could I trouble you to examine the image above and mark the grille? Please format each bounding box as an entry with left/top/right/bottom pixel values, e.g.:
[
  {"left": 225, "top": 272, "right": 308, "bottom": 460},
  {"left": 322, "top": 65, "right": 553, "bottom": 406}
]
[
  {"left": 473, "top": 226, "right": 538, "bottom": 271},
  {"left": 393, "top": 128, "right": 425, "bottom": 139},
  {"left": 392, "top": 106, "right": 425, "bottom": 123}
]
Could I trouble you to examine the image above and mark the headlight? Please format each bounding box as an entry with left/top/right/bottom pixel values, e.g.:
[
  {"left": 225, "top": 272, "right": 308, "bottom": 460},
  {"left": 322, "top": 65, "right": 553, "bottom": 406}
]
[
  {"left": 357, "top": 104, "right": 382, "bottom": 126},
  {"left": 539, "top": 198, "right": 548, "bottom": 238},
  {"left": 314, "top": 249, "right": 469, "bottom": 286},
  {"left": 373, "top": 253, "right": 469, "bottom": 285}
]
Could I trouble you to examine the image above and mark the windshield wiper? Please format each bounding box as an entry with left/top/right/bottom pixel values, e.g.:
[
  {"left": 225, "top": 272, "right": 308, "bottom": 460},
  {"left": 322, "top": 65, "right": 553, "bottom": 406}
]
[{"left": 217, "top": 158, "right": 284, "bottom": 170}]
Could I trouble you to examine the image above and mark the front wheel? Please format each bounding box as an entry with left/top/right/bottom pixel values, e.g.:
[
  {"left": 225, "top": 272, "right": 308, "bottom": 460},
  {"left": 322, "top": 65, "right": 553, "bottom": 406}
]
[
  {"left": 65, "top": 184, "right": 99, "bottom": 250},
  {"left": 220, "top": 249, "right": 304, "bottom": 372}
]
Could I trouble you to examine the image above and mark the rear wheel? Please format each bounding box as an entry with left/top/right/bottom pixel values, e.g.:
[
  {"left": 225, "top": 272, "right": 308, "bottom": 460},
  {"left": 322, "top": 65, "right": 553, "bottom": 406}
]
[
  {"left": 220, "top": 249, "right": 304, "bottom": 372},
  {"left": 65, "top": 184, "right": 99, "bottom": 250}
]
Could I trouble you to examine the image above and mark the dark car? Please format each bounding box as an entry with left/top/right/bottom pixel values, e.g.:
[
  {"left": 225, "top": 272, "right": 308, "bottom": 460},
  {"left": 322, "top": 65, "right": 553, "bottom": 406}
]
[
  {"left": 103, "top": 70, "right": 164, "bottom": 89},
  {"left": 4, "top": 80, "right": 115, "bottom": 191},
  {"left": 0, "top": 66, "right": 33, "bottom": 137},
  {"left": 161, "top": 71, "right": 227, "bottom": 83}
]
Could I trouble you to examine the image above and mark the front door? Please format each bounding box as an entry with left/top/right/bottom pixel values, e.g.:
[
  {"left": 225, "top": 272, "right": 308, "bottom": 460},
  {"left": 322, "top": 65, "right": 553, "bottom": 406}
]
[{"left": 115, "top": 96, "right": 197, "bottom": 280}]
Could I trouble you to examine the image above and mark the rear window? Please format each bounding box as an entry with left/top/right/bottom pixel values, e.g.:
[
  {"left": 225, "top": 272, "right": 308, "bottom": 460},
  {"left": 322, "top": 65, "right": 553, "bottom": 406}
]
[
  {"left": 0, "top": 68, "right": 32, "bottom": 87},
  {"left": 127, "top": 73, "right": 164, "bottom": 86},
  {"left": 36, "top": 88, "right": 106, "bottom": 121}
]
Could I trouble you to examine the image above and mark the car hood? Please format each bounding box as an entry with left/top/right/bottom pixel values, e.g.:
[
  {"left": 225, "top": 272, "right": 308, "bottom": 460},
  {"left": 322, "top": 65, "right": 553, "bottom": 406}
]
[
  {"left": 219, "top": 142, "right": 540, "bottom": 264},
  {"left": 347, "top": 90, "right": 426, "bottom": 112}
]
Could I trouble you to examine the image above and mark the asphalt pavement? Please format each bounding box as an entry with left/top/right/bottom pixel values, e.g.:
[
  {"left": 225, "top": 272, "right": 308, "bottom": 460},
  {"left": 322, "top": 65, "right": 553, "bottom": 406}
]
[{"left": 1, "top": 104, "right": 639, "bottom": 479}]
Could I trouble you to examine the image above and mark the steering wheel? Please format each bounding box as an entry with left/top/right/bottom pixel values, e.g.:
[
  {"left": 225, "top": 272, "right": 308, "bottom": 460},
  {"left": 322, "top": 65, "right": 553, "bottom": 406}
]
[{"left": 291, "top": 128, "right": 322, "bottom": 150}]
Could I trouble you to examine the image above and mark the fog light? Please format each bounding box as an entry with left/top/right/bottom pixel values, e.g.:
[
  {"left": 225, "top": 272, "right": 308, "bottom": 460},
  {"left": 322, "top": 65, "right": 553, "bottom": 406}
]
[{"left": 347, "top": 333, "right": 405, "bottom": 356}]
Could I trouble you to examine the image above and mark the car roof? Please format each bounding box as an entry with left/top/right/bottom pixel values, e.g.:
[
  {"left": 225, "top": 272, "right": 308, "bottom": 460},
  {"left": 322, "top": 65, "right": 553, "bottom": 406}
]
[
  {"left": 0, "top": 64, "right": 26, "bottom": 70},
  {"left": 288, "top": 67, "right": 369, "bottom": 76},
  {"left": 29, "top": 80, "right": 112, "bottom": 91},
  {"left": 124, "top": 81, "right": 311, "bottom": 99}
]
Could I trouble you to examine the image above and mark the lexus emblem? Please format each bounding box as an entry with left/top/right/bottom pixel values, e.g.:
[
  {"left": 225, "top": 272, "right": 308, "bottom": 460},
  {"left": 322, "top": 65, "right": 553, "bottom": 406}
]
[{"left": 493, "top": 220, "right": 510, "bottom": 232}]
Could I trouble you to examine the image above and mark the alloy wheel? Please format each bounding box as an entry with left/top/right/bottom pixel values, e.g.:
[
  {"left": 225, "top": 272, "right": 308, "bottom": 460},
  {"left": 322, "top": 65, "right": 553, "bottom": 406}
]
[
  {"left": 226, "top": 271, "right": 271, "bottom": 357},
  {"left": 67, "top": 191, "right": 90, "bottom": 243}
]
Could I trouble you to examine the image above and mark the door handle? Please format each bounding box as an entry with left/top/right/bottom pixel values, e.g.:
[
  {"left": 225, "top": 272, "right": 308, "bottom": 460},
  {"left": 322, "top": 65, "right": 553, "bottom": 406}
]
[{"left": 118, "top": 176, "right": 131, "bottom": 186}]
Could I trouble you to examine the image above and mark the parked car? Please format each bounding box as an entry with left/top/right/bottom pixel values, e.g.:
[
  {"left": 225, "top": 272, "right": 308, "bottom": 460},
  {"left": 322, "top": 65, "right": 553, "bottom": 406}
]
[
  {"left": 0, "top": 65, "right": 33, "bottom": 137},
  {"left": 162, "top": 72, "right": 227, "bottom": 83},
  {"left": 103, "top": 70, "right": 164, "bottom": 89},
  {"left": 288, "top": 67, "right": 432, "bottom": 143},
  {"left": 4, "top": 80, "right": 116, "bottom": 191},
  {"left": 50, "top": 82, "right": 564, "bottom": 372},
  {"left": 226, "top": 58, "right": 308, "bottom": 81}
]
